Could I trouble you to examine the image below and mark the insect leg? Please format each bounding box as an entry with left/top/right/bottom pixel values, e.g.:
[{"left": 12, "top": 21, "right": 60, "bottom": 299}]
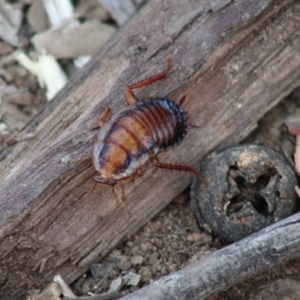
[
  {"left": 67, "top": 155, "right": 91, "bottom": 165},
  {"left": 177, "top": 95, "right": 186, "bottom": 107},
  {"left": 150, "top": 156, "right": 208, "bottom": 188},
  {"left": 124, "top": 60, "right": 170, "bottom": 106},
  {"left": 97, "top": 107, "right": 111, "bottom": 127}
]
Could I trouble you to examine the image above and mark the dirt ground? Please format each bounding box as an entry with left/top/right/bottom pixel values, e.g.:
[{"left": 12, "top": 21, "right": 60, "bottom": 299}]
[{"left": 1, "top": 1, "right": 300, "bottom": 300}]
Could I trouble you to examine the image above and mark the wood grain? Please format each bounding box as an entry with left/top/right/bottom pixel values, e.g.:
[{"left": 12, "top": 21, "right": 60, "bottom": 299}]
[{"left": 1, "top": 0, "right": 300, "bottom": 297}]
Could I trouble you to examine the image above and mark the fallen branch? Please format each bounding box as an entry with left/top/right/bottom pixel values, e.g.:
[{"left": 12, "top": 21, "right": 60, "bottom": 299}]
[{"left": 120, "top": 212, "right": 300, "bottom": 299}]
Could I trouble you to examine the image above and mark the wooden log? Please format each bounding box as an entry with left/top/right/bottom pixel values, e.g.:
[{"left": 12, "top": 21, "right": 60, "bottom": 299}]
[
  {"left": 120, "top": 211, "right": 300, "bottom": 300},
  {"left": 1, "top": 0, "right": 300, "bottom": 297}
]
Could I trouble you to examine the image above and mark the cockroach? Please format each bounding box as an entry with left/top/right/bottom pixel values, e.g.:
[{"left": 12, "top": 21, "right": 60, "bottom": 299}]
[{"left": 92, "top": 62, "right": 207, "bottom": 189}]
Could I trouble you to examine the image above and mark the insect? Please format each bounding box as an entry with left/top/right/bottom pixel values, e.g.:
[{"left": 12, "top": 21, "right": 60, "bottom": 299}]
[{"left": 92, "top": 62, "right": 207, "bottom": 188}]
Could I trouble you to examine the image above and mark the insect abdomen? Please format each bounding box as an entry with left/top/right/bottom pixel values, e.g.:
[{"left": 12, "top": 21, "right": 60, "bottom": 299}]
[
  {"left": 96, "top": 98, "right": 186, "bottom": 180},
  {"left": 130, "top": 98, "right": 186, "bottom": 151}
]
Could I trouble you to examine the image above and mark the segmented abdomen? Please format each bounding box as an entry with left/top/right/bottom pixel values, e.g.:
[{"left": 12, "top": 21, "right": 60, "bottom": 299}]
[
  {"left": 96, "top": 98, "right": 186, "bottom": 178},
  {"left": 131, "top": 98, "right": 186, "bottom": 151}
]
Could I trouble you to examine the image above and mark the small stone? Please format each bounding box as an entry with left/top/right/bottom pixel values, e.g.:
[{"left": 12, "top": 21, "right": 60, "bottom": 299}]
[
  {"left": 187, "top": 233, "right": 202, "bottom": 242},
  {"left": 152, "top": 246, "right": 158, "bottom": 252},
  {"left": 150, "top": 264, "right": 160, "bottom": 275},
  {"left": 110, "top": 249, "right": 122, "bottom": 256},
  {"left": 173, "top": 252, "right": 188, "bottom": 265},
  {"left": 139, "top": 266, "right": 152, "bottom": 283},
  {"left": 130, "top": 286, "right": 139, "bottom": 293},
  {"left": 122, "top": 272, "right": 141, "bottom": 286},
  {"left": 90, "top": 261, "right": 118, "bottom": 279},
  {"left": 116, "top": 256, "right": 131, "bottom": 271},
  {"left": 109, "top": 277, "right": 122, "bottom": 292},
  {"left": 140, "top": 242, "right": 150, "bottom": 253},
  {"left": 131, "top": 246, "right": 140, "bottom": 255},
  {"left": 149, "top": 252, "right": 159, "bottom": 266},
  {"left": 81, "top": 277, "right": 96, "bottom": 295},
  {"left": 161, "top": 266, "right": 167, "bottom": 275},
  {"left": 126, "top": 241, "right": 134, "bottom": 248},
  {"left": 130, "top": 255, "right": 144, "bottom": 266},
  {"left": 167, "top": 263, "right": 177, "bottom": 273},
  {"left": 0, "top": 41, "right": 13, "bottom": 55}
]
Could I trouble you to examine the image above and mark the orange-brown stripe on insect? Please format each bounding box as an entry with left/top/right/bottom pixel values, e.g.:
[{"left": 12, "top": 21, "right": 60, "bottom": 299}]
[
  {"left": 138, "top": 103, "right": 165, "bottom": 146},
  {"left": 100, "top": 142, "right": 129, "bottom": 177},
  {"left": 150, "top": 103, "right": 175, "bottom": 145},
  {"left": 163, "top": 104, "right": 179, "bottom": 139},
  {"left": 128, "top": 106, "right": 162, "bottom": 148},
  {"left": 143, "top": 102, "right": 171, "bottom": 147},
  {"left": 131, "top": 109, "right": 154, "bottom": 143},
  {"left": 128, "top": 110, "right": 155, "bottom": 149},
  {"left": 107, "top": 122, "right": 140, "bottom": 156},
  {"left": 116, "top": 115, "right": 149, "bottom": 153}
]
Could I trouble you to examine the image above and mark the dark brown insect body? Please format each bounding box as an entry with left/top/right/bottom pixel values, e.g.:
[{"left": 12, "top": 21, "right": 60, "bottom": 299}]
[{"left": 92, "top": 63, "right": 207, "bottom": 187}]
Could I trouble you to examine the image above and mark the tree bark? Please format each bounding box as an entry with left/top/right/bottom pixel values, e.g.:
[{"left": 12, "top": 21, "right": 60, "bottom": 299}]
[{"left": 1, "top": 0, "right": 300, "bottom": 297}]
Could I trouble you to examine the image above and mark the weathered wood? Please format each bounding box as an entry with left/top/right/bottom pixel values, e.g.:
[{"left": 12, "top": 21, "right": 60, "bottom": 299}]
[
  {"left": 120, "top": 211, "right": 300, "bottom": 300},
  {"left": 1, "top": 0, "right": 300, "bottom": 297}
]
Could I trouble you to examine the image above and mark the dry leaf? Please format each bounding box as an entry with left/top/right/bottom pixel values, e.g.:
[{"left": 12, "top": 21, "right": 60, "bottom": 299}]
[
  {"left": 0, "top": 0, "right": 22, "bottom": 46},
  {"left": 27, "top": 0, "right": 49, "bottom": 33},
  {"left": 15, "top": 51, "right": 68, "bottom": 100},
  {"left": 32, "top": 20, "right": 116, "bottom": 59}
]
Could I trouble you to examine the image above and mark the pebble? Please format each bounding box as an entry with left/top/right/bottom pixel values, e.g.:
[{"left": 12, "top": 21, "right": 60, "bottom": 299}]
[
  {"left": 90, "top": 262, "right": 118, "bottom": 279},
  {"left": 81, "top": 277, "right": 97, "bottom": 295},
  {"left": 150, "top": 264, "right": 159, "bottom": 275},
  {"left": 0, "top": 41, "right": 13, "bottom": 55},
  {"left": 187, "top": 233, "right": 202, "bottom": 242},
  {"left": 122, "top": 272, "right": 141, "bottom": 286},
  {"left": 126, "top": 241, "right": 134, "bottom": 248},
  {"left": 173, "top": 252, "right": 188, "bottom": 265},
  {"left": 149, "top": 252, "right": 159, "bottom": 266},
  {"left": 140, "top": 242, "right": 150, "bottom": 253},
  {"left": 116, "top": 256, "right": 131, "bottom": 271},
  {"left": 139, "top": 266, "right": 152, "bottom": 283},
  {"left": 167, "top": 263, "right": 177, "bottom": 273},
  {"left": 130, "top": 255, "right": 144, "bottom": 266},
  {"left": 131, "top": 246, "right": 140, "bottom": 256},
  {"left": 161, "top": 266, "right": 167, "bottom": 275},
  {"left": 109, "top": 277, "right": 122, "bottom": 292}
]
